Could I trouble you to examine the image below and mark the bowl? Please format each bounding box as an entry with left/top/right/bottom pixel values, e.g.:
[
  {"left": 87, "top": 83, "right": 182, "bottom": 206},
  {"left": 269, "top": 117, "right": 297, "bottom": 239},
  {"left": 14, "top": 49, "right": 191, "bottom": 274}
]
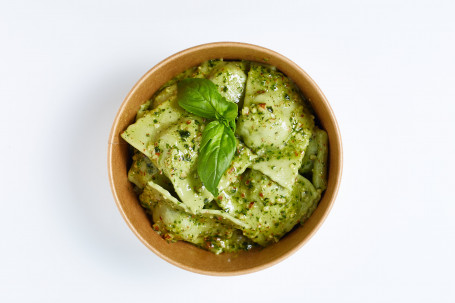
[{"left": 108, "top": 42, "right": 342, "bottom": 275}]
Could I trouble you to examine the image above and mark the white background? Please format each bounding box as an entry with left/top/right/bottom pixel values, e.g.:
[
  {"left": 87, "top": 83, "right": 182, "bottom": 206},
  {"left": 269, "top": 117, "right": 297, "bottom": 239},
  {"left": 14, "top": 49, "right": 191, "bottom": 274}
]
[{"left": 1, "top": 0, "right": 454, "bottom": 301}]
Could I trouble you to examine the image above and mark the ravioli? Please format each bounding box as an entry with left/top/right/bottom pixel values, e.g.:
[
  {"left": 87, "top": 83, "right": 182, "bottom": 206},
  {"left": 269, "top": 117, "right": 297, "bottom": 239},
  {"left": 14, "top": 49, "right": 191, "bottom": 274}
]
[
  {"left": 146, "top": 116, "right": 211, "bottom": 211},
  {"left": 236, "top": 63, "right": 315, "bottom": 189},
  {"left": 216, "top": 169, "right": 320, "bottom": 246},
  {"left": 150, "top": 203, "right": 254, "bottom": 254},
  {"left": 127, "top": 151, "right": 173, "bottom": 191},
  {"left": 153, "top": 84, "right": 177, "bottom": 108},
  {"left": 121, "top": 97, "right": 186, "bottom": 157},
  {"left": 218, "top": 139, "right": 257, "bottom": 191},
  {"left": 252, "top": 128, "right": 311, "bottom": 189},
  {"left": 311, "top": 127, "right": 329, "bottom": 191},
  {"left": 138, "top": 181, "right": 253, "bottom": 254},
  {"left": 140, "top": 181, "right": 250, "bottom": 230},
  {"left": 208, "top": 61, "right": 248, "bottom": 105},
  {"left": 237, "top": 63, "right": 315, "bottom": 151},
  {"left": 136, "top": 100, "right": 152, "bottom": 120},
  {"left": 299, "top": 129, "right": 319, "bottom": 174}
]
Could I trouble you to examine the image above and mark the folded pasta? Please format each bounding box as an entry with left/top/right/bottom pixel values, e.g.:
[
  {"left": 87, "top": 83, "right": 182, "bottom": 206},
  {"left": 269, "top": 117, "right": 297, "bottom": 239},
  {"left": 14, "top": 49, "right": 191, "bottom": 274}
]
[{"left": 121, "top": 59, "right": 328, "bottom": 254}]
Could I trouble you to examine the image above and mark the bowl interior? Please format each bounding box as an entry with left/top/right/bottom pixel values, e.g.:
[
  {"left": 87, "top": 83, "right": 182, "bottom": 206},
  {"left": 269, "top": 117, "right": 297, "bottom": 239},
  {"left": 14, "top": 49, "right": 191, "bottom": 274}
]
[{"left": 108, "top": 42, "right": 342, "bottom": 275}]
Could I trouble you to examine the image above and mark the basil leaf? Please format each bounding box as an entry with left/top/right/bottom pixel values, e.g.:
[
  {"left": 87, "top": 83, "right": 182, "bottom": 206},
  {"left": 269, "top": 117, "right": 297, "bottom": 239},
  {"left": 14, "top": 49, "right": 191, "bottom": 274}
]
[
  {"left": 197, "top": 120, "right": 236, "bottom": 196},
  {"left": 219, "top": 100, "right": 238, "bottom": 122},
  {"left": 178, "top": 78, "right": 238, "bottom": 121},
  {"left": 228, "top": 119, "right": 236, "bottom": 133}
]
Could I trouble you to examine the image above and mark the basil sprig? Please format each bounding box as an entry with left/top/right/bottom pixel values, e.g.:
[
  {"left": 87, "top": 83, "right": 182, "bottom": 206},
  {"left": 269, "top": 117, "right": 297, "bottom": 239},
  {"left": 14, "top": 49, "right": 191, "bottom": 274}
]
[
  {"left": 177, "top": 78, "right": 238, "bottom": 196},
  {"left": 178, "top": 78, "right": 238, "bottom": 121}
]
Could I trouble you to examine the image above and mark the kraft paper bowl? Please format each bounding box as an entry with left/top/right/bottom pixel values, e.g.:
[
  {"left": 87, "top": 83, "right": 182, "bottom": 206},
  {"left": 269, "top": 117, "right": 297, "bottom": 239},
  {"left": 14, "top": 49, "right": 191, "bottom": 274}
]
[{"left": 108, "top": 42, "right": 342, "bottom": 275}]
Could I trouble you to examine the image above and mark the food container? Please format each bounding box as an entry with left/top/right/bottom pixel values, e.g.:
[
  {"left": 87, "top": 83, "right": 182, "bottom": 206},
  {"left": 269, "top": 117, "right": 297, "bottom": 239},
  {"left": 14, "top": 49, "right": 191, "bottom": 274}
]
[{"left": 108, "top": 42, "right": 342, "bottom": 275}]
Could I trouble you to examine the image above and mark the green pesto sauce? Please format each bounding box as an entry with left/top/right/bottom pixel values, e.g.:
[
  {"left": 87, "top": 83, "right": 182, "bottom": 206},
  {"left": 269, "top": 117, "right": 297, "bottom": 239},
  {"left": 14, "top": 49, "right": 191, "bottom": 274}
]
[{"left": 121, "top": 59, "right": 328, "bottom": 254}]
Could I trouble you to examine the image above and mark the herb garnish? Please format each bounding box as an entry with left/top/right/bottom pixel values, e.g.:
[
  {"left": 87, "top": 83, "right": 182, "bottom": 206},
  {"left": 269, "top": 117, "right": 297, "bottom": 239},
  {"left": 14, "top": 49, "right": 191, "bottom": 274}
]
[
  {"left": 178, "top": 130, "right": 191, "bottom": 140},
  {"left": 177, "top": 78, "right": 238, "bottom": 196}
]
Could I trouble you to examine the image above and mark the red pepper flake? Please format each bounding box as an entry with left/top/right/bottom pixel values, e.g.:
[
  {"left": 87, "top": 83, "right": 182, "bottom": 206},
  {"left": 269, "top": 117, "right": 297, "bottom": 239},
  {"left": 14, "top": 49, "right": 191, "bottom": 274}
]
[
  {"left": 248, "top": 202, "right": 255, "bottom": 209},
  {"left": 259, "top": 192, "right": 264, "bottom": 198},
  {"left": 155, "top": 152, "right": 160, "bottom": 156},
  {"left": 241, "top": 193, "right": 245, "bottom": 198},
  {"left": 186, "top": 120, "right": 191, "bottom": 124},
  {"left": 164, "top": 234, "right": 172, "bottom": 240},
  {"left": 152, "top": 224, "right": 160, "bottom": 231},
  {"left": 217, "top": 195, "right": 223, "bottom": 201},
  {"left": 294, "top": 151, "right": 299, "bottom": 157},
  {"left": 258, "top": 102, "right": 266, "bottom": 108},
  {"left": 245, "top": 180, "right": 250, "bottom": 185}
]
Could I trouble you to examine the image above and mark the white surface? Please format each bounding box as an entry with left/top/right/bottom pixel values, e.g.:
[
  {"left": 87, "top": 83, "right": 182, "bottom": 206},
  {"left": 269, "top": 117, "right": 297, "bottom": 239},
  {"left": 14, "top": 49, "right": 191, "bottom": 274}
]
[{"left": 1, "top": 0, "right": 454, "bottom": 301}]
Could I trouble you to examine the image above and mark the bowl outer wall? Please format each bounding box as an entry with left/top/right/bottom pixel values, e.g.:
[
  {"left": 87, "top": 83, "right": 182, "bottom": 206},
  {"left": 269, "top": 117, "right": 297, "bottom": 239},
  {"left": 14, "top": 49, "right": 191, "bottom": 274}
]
[{"left": 108, "top": 42, "right": 343, "bottom": 276}]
